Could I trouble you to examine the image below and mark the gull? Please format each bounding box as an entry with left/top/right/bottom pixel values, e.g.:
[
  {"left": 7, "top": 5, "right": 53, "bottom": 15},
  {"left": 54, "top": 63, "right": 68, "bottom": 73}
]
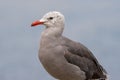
[{"left": 31, "top": 11, "right": 108, "bottom": 80}]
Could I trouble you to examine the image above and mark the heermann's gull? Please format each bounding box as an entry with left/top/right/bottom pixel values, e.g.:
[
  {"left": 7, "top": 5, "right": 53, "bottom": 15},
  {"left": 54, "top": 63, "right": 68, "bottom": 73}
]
[{"left": 31, "top": 11, "right": 108, "bottom": 80}]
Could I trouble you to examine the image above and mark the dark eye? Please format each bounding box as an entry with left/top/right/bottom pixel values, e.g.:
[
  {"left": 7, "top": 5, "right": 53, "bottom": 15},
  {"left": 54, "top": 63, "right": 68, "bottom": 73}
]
[{"left": 49, "top": 17, "right": 53, "bottom": 20}]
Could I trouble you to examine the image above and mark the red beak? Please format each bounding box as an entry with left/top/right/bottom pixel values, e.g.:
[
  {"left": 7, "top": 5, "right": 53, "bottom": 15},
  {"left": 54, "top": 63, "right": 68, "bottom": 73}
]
[{"left": 31, "top": 20, "right": 44, "bottom": 27}]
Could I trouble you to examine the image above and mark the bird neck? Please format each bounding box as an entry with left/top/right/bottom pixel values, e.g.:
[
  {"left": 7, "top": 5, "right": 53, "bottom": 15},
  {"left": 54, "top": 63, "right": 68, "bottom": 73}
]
[
  {"left": 41, "top": 25, "right": 64, "bottom": 38},
  {"left": 40, "top": 26, "right": 64, "bottom": 48}
]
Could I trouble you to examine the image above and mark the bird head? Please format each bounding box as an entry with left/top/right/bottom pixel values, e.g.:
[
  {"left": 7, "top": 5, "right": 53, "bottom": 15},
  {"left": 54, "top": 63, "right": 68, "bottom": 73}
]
[{"left": 31, "top": 11, "right": 65, "bottom": 28}]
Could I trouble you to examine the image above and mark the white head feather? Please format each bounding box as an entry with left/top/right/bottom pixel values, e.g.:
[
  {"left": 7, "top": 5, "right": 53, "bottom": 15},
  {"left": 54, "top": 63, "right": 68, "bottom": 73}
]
[
  {"left": 40, "top": 11, "right": 65, "bottom": 36},
  {"left": 40, "top": 11, "right": 65, "bottom": 28}
]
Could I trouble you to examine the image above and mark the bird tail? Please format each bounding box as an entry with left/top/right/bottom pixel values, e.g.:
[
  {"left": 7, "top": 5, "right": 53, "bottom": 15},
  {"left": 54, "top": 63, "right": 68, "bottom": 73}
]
[
  {"left": 104, "top": 74, "right": 109, "bottom": 80},
  {"left": 102, "top": 69, "right": 109, "bottom": 80},
  {"left": 92, "top": 74, "right": 109, "bottom": 80},
  {"left": 91, "top": 77, "right": 109, "bottom": 80},
  {"left": 98, "top": 74, "right": 109, "bottom": 80}
]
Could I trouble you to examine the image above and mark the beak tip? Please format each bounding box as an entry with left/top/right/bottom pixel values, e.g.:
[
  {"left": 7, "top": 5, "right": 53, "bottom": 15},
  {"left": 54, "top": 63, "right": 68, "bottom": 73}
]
[{"left": 31, "top": 23, "right": 35, "bottom": 27}]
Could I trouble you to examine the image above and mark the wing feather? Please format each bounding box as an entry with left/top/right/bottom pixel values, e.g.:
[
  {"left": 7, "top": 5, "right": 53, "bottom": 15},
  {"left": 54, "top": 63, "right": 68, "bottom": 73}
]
[{"left": 61, "top": 37, "right": 107, "bottom": 79}]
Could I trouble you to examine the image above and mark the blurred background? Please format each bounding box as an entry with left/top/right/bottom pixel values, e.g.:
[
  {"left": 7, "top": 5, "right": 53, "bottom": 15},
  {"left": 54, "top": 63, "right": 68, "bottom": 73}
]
[{"left": 0, "top": 0, "right": 120, "bottom": 80}]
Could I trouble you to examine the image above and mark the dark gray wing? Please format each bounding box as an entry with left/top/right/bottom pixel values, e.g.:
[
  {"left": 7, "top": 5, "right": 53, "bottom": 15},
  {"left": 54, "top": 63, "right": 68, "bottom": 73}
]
[{"left": 61, "top": 37, "right": 107, "bottom": 79}]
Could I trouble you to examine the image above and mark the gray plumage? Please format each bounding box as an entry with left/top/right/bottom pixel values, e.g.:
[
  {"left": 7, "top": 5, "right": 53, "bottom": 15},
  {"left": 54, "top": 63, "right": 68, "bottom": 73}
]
[{"left": 31, "top": 11, "right": 108, "bottom": 80}]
